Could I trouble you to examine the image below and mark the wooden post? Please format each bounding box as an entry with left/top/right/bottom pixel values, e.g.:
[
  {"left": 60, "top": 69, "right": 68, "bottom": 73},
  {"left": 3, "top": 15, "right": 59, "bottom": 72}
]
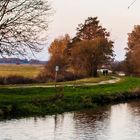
[{"left": 55, "top": 71, "right": 58, "bottom": 88}]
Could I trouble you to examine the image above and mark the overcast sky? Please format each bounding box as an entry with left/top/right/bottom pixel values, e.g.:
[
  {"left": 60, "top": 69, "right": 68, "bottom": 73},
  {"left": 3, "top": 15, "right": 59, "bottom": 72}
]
[{"left": 36, "top": 0, "right": 140, "bottom": 61}]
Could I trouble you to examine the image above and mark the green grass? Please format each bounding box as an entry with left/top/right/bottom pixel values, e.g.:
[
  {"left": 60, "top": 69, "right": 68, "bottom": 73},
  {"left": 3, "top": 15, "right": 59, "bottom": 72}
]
[
  {"left": 0, "top": 64, "right": 43, "bottom": 78},
  {"left": 0, "top": 76, "right": 113, "bottom": 87},
  {"left": 0, "top": 76, "right": 139, "bottom": 118},
  {"left": 55, "top": 76, "right": 114, "bottom": 85}
]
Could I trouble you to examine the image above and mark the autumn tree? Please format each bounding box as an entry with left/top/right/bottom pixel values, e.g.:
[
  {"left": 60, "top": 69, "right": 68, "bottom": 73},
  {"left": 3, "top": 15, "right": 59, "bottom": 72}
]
[
  {"left": 125, "top": 25, "right": 140, "bottom": 75},
  {"left": 40, "top": 34, "right": 71, "bottom": 81},
  {"left": 71, "top": 37, "right": 114, "bottom": 77},
  {"left": 69, "top": 17, "right": 114, "bottom": 77},
  {"left": 76, "top": 17, "right": 109, "bottom": 40},
  {"left": 0, "top": 0, "right": 51, "bottom": 56},
  {"left": 48, "top": 34, "right": 70, "bottom": 70}
]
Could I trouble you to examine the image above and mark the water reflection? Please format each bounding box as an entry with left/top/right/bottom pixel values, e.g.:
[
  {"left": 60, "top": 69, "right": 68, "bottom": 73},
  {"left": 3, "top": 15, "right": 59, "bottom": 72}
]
[
  {"left": 73, "top": 107, "right": 111, "bottom": 140},
  {"left": 0, "top": 100, "right": 140, "bottom": 140}
]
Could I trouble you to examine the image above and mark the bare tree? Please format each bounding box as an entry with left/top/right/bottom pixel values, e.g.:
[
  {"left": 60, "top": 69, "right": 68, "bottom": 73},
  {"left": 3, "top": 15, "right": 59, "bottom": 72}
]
[{"left": 0, "top": 0, "right": 51, "bottom": 56}]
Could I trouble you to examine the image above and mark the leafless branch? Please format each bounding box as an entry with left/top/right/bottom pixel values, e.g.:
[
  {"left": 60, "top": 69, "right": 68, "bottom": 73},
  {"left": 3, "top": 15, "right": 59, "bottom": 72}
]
[{"left": 0, "top": 0, "right": 52, "bottom": 56}]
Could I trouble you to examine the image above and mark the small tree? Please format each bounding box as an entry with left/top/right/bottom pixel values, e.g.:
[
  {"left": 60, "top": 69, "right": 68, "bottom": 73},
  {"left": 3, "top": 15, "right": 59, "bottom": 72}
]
[
  {"left": 40, "top": 34, "right": 71, "bottom": 81},
  {"left": 0, "top": 0, "right": 51, "bottom": 56},
  {"left": 48, "top": 34, "right": 70, "bottom": 71}
]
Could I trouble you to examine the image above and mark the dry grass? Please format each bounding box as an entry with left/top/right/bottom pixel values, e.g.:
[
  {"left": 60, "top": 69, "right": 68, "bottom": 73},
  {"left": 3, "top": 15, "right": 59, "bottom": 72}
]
[{"left": 0, "top": 64, "right": 44, "bottom": 78}]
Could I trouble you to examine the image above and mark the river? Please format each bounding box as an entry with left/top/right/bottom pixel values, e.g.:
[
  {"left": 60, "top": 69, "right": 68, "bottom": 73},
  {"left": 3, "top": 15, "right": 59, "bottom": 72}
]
[{"left": 0, "top": 100, "right": 140, "bottom": 140}]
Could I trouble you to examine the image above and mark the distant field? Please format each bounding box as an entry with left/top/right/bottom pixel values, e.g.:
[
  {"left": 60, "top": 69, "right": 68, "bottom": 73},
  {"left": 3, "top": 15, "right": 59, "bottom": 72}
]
[{"left": 0, "top": 64, "right": 44, "bottom": 78}]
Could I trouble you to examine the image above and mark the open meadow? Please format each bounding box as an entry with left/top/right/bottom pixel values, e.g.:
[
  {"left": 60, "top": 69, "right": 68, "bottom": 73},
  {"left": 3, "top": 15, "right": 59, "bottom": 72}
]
[{"left": 0, "top": 64, "right": 44, "bottom": 78}]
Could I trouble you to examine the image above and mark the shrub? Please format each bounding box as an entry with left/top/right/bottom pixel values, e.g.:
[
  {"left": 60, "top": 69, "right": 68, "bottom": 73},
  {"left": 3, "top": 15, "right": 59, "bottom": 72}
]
[
  {"left": 0, "top": 75, "right": 37, "bottom": 85},
  {"left": 37, "top": 70, "right": 76, "bottom": 82}
]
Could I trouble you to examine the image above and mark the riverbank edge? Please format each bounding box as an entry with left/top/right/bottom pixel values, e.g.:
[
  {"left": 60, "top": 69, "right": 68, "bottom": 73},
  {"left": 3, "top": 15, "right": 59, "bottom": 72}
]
[{"left": 0, "top": 86, "right": 140, "bottom": 119}]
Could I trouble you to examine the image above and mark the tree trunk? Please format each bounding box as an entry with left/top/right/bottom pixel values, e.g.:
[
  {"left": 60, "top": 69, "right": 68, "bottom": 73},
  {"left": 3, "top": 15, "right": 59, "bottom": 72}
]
[{"left": 93, "top": 66, "right": 98, "bottom": 77}]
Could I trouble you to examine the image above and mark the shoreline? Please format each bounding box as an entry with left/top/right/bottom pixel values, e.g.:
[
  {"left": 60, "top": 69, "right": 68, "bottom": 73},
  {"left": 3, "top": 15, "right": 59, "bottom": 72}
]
[{"left": 0, "top": 77, "right": 139, "bottom": 119}]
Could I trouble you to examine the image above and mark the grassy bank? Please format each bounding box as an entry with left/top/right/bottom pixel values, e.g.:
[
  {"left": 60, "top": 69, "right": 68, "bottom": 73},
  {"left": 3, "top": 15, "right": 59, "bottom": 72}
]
[{"left": 0, "top": 77, "right": 140, "bottom": 118}]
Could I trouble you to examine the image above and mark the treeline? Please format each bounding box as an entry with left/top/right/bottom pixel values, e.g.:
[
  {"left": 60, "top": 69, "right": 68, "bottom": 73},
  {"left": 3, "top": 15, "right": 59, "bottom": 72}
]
[
  {"left": 39, "top": 17, "right": 114, "bottom": 82},
  {"left": 1, "top": 17, "right": 139, "bottom": 85},
  {"left": 39, "top": 17, "right": 140, "bottom": 82},
  {"left": 112, "top": 25, "right": 140, "bottom": 76},
  {"left": 0, "top": 58, "right": 47, "bottom": 64}
]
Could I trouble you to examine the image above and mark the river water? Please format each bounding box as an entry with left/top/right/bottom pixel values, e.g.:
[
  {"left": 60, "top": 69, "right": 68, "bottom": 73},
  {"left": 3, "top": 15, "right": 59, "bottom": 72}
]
[{"left": 0, "top": 100, "right": 140, "bottom": 140}]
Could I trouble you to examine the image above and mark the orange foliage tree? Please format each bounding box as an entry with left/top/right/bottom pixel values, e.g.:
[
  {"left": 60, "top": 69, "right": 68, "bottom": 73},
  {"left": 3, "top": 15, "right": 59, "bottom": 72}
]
[
  {"left": 40, "top": 34, "right": 71, "bottom": 81},
  {"left": 125, "top": 25, "right": 140, "bottom": 75}
]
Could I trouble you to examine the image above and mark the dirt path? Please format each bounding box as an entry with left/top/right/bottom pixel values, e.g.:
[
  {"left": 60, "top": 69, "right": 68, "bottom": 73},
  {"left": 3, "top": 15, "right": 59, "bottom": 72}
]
[
  {"left": 59, "top": 76, "right": 121, "bottom": 87},
  {"left": 13, "top": 76, "right": 121, "bottom": 88}
]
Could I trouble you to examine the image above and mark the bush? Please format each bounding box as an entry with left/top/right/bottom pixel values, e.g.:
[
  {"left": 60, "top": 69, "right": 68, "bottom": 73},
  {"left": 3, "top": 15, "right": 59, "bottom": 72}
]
[
  {"left": 37, "top": 70, "right": 76, "bottom": 82},
  {"left": 56, "top": 71, "right": 75, "bottom": 82},
  {"left": 0, "top": 75, "right": 37, "bottom": 85}
]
